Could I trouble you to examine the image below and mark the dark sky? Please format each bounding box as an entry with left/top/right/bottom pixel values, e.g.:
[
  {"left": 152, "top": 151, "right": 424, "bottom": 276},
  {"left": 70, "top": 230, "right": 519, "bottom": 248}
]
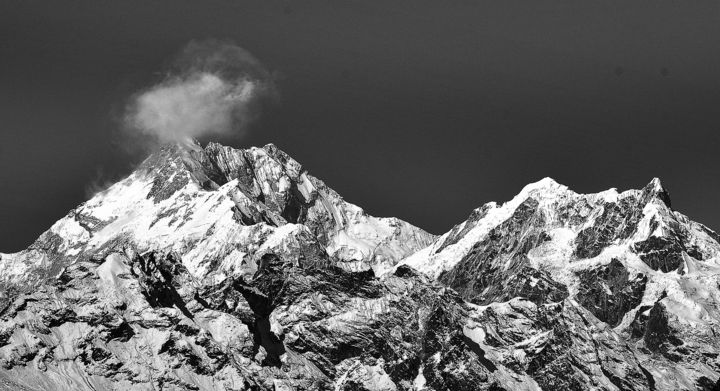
[{"left": 2, "top": 1, "right": 720, "bottom": 251}]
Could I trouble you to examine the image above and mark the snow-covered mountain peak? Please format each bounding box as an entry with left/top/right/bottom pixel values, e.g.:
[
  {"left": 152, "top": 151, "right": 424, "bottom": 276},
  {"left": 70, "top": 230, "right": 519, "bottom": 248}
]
[
  {"left": 397, "top": 177, "right": 720, "bottom": 389},
  {"left": 518, "top": 176, "right": 567, "bottom": 195},
  {"left": 398, "top": 177, "right": 691, "bottom": 279},
  {"left": 515, "top": 176, "right": 669, "bottom": 208},
  {"left": 0, "top": 141, "right": 434, "bottom": 287},
  {"left": 641, "top": 176, "right": 672, "bottom": 207}
]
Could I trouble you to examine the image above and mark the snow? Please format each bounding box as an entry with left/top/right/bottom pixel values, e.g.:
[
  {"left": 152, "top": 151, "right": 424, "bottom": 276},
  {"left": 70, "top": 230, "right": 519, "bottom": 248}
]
[
  {"left": 398, "top": 178, "right": 574, "bottom": 279},
  {"left": 595, "top": 188, "right": 620, "bottom": 203},
  {"left": 81, "top": 177, "right": 247, "bottom": 277},
  {"left": 396, "top": 175, "right": 720, "bottom": 344},
  {"left": 527, "top": 227, "right": 578, "bottom": 291},
  {"left": 1, "top": 142, "right": 438, "bottom": 289},
  {"left": 323, "top": 204, "right": 434, "bottom": 273},
  {"left": 431, "top": 352, "right": 441, "bottom": 364},
  {"left": 219, "top": 249, "right": 248, "bottom": 274},
  {"left": 5, "top": 160, "right": 720, "bottom": 390},
  {"left": 333, "top": 360, "right": 398, "bottom": 391},
  {"left": 5, "top": 140, "right": 720, "bottom": 384},
  {"left": 462, "top": 308, "right": 545, "bottom": 391},
  {"left": 412, "top": 365, "right": 427, "bottom": 390},
  {"left": 0, "top": 252, "right": 34, "bottom": 283},
  {"left": 513, "top": 330, "right": 552, "bottom": 353},
  {"left": 296, "top": 173, "right": 316, "bottom": 200},
  {"left": 96, "top": 253, "right": 129, "bottom": 286}
]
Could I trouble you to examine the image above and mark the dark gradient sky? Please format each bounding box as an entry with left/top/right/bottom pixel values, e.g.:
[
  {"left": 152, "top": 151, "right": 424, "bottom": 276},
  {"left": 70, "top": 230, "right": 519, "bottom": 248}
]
[{"left": 2, "top": 1, "right": 720, "bottom": 251}]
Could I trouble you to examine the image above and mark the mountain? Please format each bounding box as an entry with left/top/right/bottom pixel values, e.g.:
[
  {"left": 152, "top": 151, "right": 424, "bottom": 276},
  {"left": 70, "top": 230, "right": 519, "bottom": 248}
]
[
  {"left": 400, "top": 177, "right": 720, "bottom": 390},
  {"left": 0, "top": 142, "right": 718, "bottom": 390},
  {"left": 0, "top": 141, "right": 434, "bottom": 287}
]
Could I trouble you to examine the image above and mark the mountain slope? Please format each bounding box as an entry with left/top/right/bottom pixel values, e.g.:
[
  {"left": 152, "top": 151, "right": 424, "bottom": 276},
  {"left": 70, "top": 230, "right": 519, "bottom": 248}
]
[
  {"left": 400, "top": 177, "right": 720, "bottom": 390},
  {"left": 0, "top": 249, "right": 511, "bottom": 390},
  {"left": 0, "top": 141, "right": 434, "bottom": 288}
]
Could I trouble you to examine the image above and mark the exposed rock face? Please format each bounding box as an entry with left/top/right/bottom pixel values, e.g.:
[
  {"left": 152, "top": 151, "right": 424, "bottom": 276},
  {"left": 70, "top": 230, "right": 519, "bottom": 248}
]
[
  {"left": 437, "top": 198, "right": 567, "bottom": 306},
  {"left": 575, "top": 258, "right": 647, "bottom": 327},
  {"left": 1, "top": 143, "right": 720, "bottom": 390},
  {"left": 466, "top": 298, "right": 656, "bottom": 391},
  {"left": 0, "top": 249, "right": 511, "bottom": 390}
]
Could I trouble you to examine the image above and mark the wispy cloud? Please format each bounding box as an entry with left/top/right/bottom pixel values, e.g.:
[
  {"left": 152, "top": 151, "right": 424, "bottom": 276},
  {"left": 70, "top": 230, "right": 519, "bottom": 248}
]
[{"left": 124, "top": 39, "right": 276, "bottom": 146}]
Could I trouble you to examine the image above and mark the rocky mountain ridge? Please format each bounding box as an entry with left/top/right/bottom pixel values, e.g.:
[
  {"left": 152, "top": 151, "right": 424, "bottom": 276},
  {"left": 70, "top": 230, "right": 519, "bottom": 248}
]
[
  {"left": 400, "top": 177, "right": 720, "bottom": 390},
  {"left": 0, "top": 141, "right": 434, "bottom": 288},
  {"left": 0, "top": 142, "right": 718, "bottom": 390}
]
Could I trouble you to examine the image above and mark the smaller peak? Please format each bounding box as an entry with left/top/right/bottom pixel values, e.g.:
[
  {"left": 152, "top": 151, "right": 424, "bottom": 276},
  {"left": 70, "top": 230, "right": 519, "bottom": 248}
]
[
  {"left": 262, "top": 143, "right": 287, "bottom": 158},
  {"left": 647, "top": 177, "right": 664, "bottom": 191},
  {"left": 521, "top": 177, "right": 567, "bottom": 193},
  {"left": 532, "top": 177, "right": 561, "bottom": 187},
  {"left": 509, "top": 177, "right": 571, "bottom": 206},
  {"left": 261, "top": 143, "right": 302, "bottom": 170},
  {"left": 642, "top": 177, "right": 671, "bottom": 208}
]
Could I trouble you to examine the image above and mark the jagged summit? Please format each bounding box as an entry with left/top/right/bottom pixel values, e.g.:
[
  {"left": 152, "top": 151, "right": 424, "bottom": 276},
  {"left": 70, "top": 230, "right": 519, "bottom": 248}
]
[
  {"left": 643, "top": 177, "right": 672, "bottom": 207},
  {"left": 399, "top": 177, "right": 681, "bottom": 279},
  {"left": 519, "top": 176, "right": 670, "bottom": 205}
]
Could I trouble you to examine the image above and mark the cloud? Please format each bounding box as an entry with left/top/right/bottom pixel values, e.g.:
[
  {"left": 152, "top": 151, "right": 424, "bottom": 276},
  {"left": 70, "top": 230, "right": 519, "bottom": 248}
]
[
  {"left": 83, "top": 166, "right": 124, "bottom": 199},
  {"left": 124, "top": 40, "right": 276, "bottom": 145}
]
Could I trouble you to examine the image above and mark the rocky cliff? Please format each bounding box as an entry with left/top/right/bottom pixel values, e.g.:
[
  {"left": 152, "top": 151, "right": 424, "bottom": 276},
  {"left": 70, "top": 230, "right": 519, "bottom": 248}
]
[{"left": 0, "top": 142, "right": 718, "bottom": 390}]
